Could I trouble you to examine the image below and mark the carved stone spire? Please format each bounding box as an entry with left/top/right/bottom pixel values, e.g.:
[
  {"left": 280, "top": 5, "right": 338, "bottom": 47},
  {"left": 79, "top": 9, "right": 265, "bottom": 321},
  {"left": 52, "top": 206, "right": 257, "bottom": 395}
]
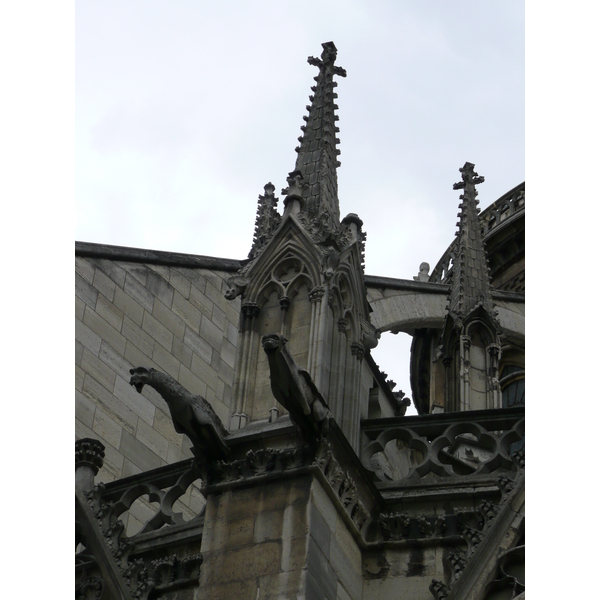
[
  {"left": 248, "top": 182, "right": 282, "bottom": 259},
  {"left": 448, "top": 162, "right": 495, "bottom": 321},
  {"left": 290, "top": 41, "right": 346, "bottom": 234}
]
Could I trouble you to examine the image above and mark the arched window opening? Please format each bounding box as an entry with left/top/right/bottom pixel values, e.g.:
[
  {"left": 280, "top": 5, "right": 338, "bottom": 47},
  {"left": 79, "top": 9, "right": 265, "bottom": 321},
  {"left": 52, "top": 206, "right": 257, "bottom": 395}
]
[{"left": 500, "top": 365, "right": 525, "bottom": 408}]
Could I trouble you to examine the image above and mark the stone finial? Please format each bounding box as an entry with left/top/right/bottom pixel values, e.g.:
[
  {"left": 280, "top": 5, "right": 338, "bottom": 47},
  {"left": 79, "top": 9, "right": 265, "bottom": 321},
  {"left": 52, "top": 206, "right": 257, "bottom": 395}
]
[
  {"left": 75, "top": 438, "right": 105, "bottom": 492},
  {"left": 248, "top": 183, "right": 282, "bottom": 260},
  {"left": 292, "top": 42, "right": 346, "bottom": 231},
  {"left": 282, "top": 170, "right": 308, "bottom": 215},
  {"left": 413, "top": 262, "right": 430, "bottom": 282}
]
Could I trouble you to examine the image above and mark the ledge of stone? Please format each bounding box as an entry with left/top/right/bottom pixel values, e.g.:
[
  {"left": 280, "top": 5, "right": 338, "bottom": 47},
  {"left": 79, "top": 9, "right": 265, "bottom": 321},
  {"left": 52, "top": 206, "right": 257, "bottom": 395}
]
[{"left": 75, "top": 241, "right": 244, "bottom": 272}]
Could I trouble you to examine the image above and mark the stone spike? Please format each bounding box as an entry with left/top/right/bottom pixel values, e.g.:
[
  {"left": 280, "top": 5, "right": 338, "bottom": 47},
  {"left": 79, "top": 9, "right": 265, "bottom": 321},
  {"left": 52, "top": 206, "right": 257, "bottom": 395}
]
[
  {"left": 446, "top": 162, "right": 497, "bottom": 323},
  {"left": 288, "top": 41, "right": 346, "bottom": 230}
]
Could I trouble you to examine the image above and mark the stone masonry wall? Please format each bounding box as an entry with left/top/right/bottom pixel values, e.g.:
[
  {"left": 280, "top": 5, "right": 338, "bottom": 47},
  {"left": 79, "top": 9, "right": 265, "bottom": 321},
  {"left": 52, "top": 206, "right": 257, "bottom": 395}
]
[{"left": 75, "top": 254, "right": 241, "bottom": 532}]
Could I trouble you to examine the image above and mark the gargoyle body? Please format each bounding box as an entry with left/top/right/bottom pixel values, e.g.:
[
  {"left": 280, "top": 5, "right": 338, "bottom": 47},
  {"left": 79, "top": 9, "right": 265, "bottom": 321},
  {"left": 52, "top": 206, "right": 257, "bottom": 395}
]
[
  {"left": 261, "top": 334, "right": 332, "bottom": 439},
  {"left": 129, "top": 367, "right": 230, "bottom": 462}
]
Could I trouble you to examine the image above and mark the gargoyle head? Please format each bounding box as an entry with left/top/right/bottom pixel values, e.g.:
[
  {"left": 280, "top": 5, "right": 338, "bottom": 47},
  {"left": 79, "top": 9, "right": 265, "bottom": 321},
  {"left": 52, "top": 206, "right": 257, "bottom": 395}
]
[
  {"left": 129, "top": 367, "right": 155, "bottom": 393},
  {"left": 261, "top": 333, "right": 288, "bottom": 355}
]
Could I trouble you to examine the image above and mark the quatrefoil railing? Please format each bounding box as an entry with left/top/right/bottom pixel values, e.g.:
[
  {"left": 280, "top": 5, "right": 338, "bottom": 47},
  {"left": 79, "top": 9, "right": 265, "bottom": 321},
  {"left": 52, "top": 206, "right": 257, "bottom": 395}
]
[{"left": 362, "top": 407, "right": 524, "bottom": 482}]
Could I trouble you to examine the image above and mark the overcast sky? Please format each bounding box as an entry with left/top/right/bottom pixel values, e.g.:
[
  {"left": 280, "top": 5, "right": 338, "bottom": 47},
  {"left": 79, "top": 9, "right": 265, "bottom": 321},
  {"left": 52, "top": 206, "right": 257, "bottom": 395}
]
[{"left": 75, "top": 1, "right": 524, "bottom": 411}]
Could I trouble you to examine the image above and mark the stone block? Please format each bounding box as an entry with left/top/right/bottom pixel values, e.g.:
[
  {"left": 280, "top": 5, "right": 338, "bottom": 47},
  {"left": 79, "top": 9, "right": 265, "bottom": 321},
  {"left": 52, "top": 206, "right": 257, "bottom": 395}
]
[
  {"left": 99, "top": 342, "right": 132, "bottom": 382},
  {"left": 152, "top": 298, "right": 186, "bottom": 340},
  {"left": 334, "top": 513, "right": 362, "bottom": 572},
  {"left": 191, "top": 353, "right": 218, "bottom": 390},
  {"left": 122, "top": 458, "right": 143, "bottom": 479},
  {"left": 76, "top": 389, "right": 96, "bottom": 428},
  {"left": 75, "top": 365, "right": 85, "bottom": 391},
  {"left": 305, "top": 569, "right": 326, "bottom": 600},
  {"left": 254, "top": 508, "right": 284, "bottom": 544},
  {"left": 201, "top": 541, "right": 281, "bottom": 586},
  {"left": 200, "top": 313, "right": 224, "bottom": 352},
  {"left": 227, "top": 322, "right": 239, "bottom": 346},
  {"left": 146, "top": 270, "right": 174, "bottom": 308},
  {"left": 189, "top": 283, "right": 213, "bottom": 319},
  {"left": 336, "top": 581, "right": 353, "bottom": 600},
  {"left": 95, "top": 294, "right": 124, "bottom": 332},
  {"left": 178, "top": 364, "right": 208, "bottom": 398},
  {"left": 363, "top": 575, "right": 434, "bottom": 600},
  {"left": 76, "top": 318, "right": 102, "bottom": 356},
  {"left": 202, "top": 513, "right": 255, "bottom": 552},
  {"left": 76, "top": 272, "right": 98, "bottom": 309},
  {"left": 258, "top": 569, "right": 306, "bottom": 599},
  {"left": 123, "top": 340, "right": 158, "bottom": 374},
  {"left": 75, "top": 340, "right": 84, "bottom": 366},
  {"left": 330, "top": 536, "right": 362, "bottom": 600},
  {"left": 81, "top": 347, "right": 117, "bottom": 393},
  {"left": 76, "top": 256, "right": 95, "bottom": 283},
  {"left": 204, "top": 277, "right": 225, "bottom": 306},
  {"left": 169, "top": 268, "right": 192, "bottom": 299},
  {"left": 280, "top": 532, "right": 309, "bottom": 573},
  {"left": 310, "top": 502, "right": 332, "bottom": 558},
  {"left": 172, "top": 290, "right": 202, "bottom": 331},
  {"left": 75, "top": 296, "right": 85, "bottom": 321},
  {"left": 124, "top": 271, "right": 154, "bottom": 312},
  {"left": 123, "top": 262, "right": 149, "bottom": 285},
  {"left": 153, "top": 407, "right": 185, "bottom": 451},
  {"left": 143, "top": 310, "right": 173, "bottom": 351},
  {"left": 171, "top": 337, "right": 193, "bottom": 369},
  {"left": 311, "top": 478, "right": 338, "bottom": 534},
  {"left": 113, "top": 286, "right": 144, "bottom": 326},
  {"left": 135, "top": 418, "right": 169, "bottom": 461},
  {"left": 152, "top": 342, "right": 181, "bottom": 379},
  {"left": 221, "top": 337, "right": 236, "bottom": 370},
  {"left": 83, "top": 308, "right": 126, "bottom": 355},
  {"left": 101, "top": 439, "right": 125, "bottom": 479},
  {"left": 166, "top": 441, "right": 186, "bottom": 464},
  {"left": 184, "top": 326, "right": 213, "bottom": 365},
  {"left": 211, "top": 303, "right": 227, "bottom": 333},
  {"left": 89, "top": 258, "right": 127, "bottom": 288},
  {"left": 93, "top": 268, "right": 116, "bottom": 302},
  {"left": 122, "top": 316, "right": 155, "bottom": 358},
  {"left": 92, "top": 406, "right": 123, "bottom": 449},
  {"left": 196, "top": 579, "right": 258, "bottom": 600},
  {"left": 83, "top": 375, "right": 138, "bottom": 435},
  {"left": 119, "top": 429, "right": 163, "bottom": 472},
  {"left": 307, "top": 537, "right": 337, "bottom": 600}
]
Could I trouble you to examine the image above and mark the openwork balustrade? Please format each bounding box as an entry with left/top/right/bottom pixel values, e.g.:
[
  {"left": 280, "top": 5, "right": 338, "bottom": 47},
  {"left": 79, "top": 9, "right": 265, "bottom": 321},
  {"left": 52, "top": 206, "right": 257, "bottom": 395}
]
[
  {"left": 429, "top": 182, "right": 525, "bottom": 283},
  {"left": 362, "top": 407, "right": 524, "bottom": 482}
]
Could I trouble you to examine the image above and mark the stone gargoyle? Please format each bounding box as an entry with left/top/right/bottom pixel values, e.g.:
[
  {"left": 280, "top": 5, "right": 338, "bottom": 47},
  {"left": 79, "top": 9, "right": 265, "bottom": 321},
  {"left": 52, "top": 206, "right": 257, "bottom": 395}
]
[
  {"left": 261, "top": 334, "right": 332, "bottom": 440},
  {"left": 129, "top": 367, "right": 230, "bottom": 462}
]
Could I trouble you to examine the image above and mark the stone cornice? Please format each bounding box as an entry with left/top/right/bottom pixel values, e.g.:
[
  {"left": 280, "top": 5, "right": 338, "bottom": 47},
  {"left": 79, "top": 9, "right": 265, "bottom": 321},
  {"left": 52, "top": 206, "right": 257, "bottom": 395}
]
[{"left": 75, "top": 241, "right": 243, "bottom": 272}]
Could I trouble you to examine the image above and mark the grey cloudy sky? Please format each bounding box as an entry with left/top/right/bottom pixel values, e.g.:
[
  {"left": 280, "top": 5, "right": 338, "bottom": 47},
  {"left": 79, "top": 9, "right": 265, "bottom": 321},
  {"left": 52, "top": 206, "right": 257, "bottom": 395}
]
[{"left": 76, "top": 0, "right": 524, "bottom": 410}]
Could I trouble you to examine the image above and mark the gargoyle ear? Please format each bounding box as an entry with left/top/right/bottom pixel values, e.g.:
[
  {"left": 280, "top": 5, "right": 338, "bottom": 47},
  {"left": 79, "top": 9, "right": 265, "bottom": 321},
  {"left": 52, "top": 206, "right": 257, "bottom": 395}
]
[{"left": 281, "top": 336, "right": 289, "bottom": 345}]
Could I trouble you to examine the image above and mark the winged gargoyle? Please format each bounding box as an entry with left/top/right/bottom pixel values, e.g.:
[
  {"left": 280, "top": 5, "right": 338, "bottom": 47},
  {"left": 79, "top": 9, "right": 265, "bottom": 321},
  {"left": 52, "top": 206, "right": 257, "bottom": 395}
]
[
  {"left": 129, "top": 367, "right": 230, "bottom": 462},
  {"left": 261, "top": 334, "right": 332, "bottom": 440}
]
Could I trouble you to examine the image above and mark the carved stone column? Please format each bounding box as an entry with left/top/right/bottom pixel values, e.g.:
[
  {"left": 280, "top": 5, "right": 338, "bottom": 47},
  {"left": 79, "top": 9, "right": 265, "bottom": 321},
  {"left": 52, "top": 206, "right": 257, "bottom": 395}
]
[
  {"left": 231, "top": 302, "right": 261, "bottom": 429},
  {"left": 487, "top": 343, "right": 502, "bottom": 409},
  {"left": 75, "top": 438, "right": 105, "bottom": 492},
  {"left": 442, "top": 354, "right": 453, "bottom": 412},
  {"left": 307, "top": 285, "right": 326, "bottom": 381},
  {"left": 459, "top": 335, "right": 471, "bottom": 411}
]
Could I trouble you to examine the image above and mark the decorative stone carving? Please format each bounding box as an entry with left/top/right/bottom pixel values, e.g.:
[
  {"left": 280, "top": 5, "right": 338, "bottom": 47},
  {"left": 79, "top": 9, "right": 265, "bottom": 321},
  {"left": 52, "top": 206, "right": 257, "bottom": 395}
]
[
  {"left": 261, "top": 333, "right": 332, "bottom": 439},
  {"left": 413, "top": 262, "right": 431, "bottom": 282},
  {"left": 241, "top": 302, "right": 260, "bottom": 320},
  {"left": 361, "top": 319, "right": 380, "bottom": 350},
  {"left": 76, "top": 438, "right": 106, "bottom": 475},
  {"left": 363, "top": 414, "right": 525, "bottom": 482},
  {"left": 129, "top": 367, "right": 230, "bottom": 462},
  {"left": 224, "top": 275, "right": 249, "bottom": 300},
  {"left": 248, "top": 183, "right": 282, "bottom": 260}
]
